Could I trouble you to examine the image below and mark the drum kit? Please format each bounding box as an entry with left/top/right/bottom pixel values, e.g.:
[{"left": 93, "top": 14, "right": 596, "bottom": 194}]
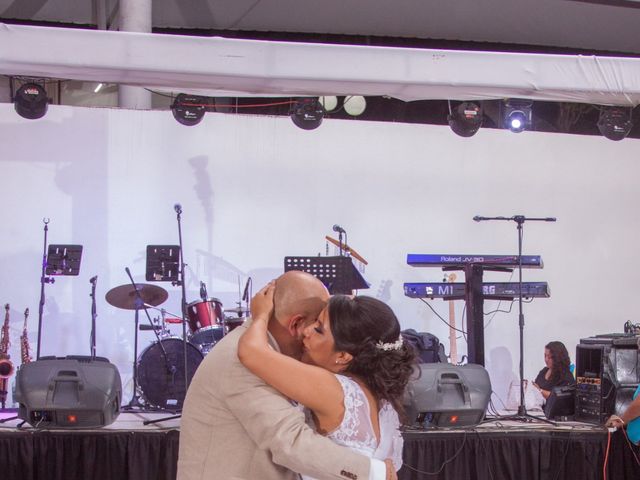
[{"left": 105, "top": 283, "right": 248, "bottom": 410}]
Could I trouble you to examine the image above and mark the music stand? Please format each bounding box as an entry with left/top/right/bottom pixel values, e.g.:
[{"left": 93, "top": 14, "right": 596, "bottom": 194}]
[
  {"left": 45, "top": 245, "right": 83, "bottom": 276},
  {"left": 145, "top": 245, "right": 180, "bottom": 282},
  {"left": 36, "top": 243, "right": 83, "bottom": 359},
  {"left": 284, "top": 256, "right": 369, "bottom": 294}
]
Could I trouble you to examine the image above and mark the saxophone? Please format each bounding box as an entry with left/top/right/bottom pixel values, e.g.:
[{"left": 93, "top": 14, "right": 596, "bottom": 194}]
[
  {"left": 21, "top": 308, "right": 31, "bottom": 365},
  {"left": 0, "top": 304, "right": 15, "bottom": 409}
]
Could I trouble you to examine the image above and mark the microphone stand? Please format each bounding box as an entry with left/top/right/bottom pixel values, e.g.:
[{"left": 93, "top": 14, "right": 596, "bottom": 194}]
[
  {"left": 144, "top": 205, "right": 189, "bottom": 425},
  {"left": 175, "top": 204, "right": 190, "bottom": 403},
  {"left": 36, "top": 218, "right": 53, "bottom": 360},
  {"left": 474, "top": 215, "right": 556, "bottom": 424}
]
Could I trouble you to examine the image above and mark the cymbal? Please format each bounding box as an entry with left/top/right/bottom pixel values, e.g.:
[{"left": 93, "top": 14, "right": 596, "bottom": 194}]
[
  {"left": 105, "top": 283, "right": 168, "bottom": 310},
  {"left": 224, "top": 306, "right": 250, "bottom": 314}
]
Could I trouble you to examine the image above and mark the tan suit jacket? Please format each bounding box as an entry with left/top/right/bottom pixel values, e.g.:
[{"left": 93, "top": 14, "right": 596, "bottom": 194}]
[{"left": 177, "top": 321, "right": 370, "bottom": 480}]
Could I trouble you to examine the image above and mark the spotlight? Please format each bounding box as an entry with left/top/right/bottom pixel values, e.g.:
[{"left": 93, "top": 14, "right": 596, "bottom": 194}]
[
  {"left": 447, "top": 101, "right": 483, "bottom": 137},
  {"left": 597, "top": 106, "right": 633, "bottom": 141},
  {"left": 343, "top": 96, "right": 367, "bottom": 116},
  {"left": 318, "top": 96, "right": 338, "bottom": 112},
  {"left": 290, "top": 97, "right": 324, "bottom": 130},
  {"left": 503, "top": 99, "right": 533, "bottom": 133},
  {"left": 171, "top": 93, "right": 207, "bottom": 126},
  {"left": 14, "top": 82, "right": 48, "bottom": 120}
]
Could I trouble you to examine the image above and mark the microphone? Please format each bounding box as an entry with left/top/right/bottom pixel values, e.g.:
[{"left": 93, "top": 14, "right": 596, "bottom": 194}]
[
  {"left": 89, "top": 275, "right": 98, "bottom": 284},
  {"left": 200, "top": 281, "right": 208, "bottom": 301},
  {"left": 174, "top": 203, "right": 182, "bottom": 214},
  {"left": 242, "top": 277, "right": 252, "bottom": 302},
  {"left": 332, "top": 224, "right": 346, "bottom": 234},
  {"left": 473, "top": 216, "right": 487, "bottom": 222}
]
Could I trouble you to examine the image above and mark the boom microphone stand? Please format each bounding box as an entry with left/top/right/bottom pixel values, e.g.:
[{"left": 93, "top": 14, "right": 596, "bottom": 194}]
[
  {"left": 474, "top": 214, "right": 556, "bottom": 422},
  {"left": 144, "top": 204, "right": 189, "bottom": 425},
  {"left": 123, "top": 267, "right": 175, "bottom": 411},
  {"left": 174, "top": 203, "right": 190, "bottom": 403}
]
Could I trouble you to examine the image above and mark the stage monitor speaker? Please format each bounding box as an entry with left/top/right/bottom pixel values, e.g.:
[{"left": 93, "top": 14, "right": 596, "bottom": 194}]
[
  {"left": 404, "top": 363, "right": 491, "bottom": 428},
  {"left": 14, "top": 356, "right": 122, "bottom": 428}
]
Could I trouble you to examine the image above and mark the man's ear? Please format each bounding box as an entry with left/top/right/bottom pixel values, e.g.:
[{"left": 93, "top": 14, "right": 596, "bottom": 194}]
[{"left": 288, "top": 314, "right": 305, "bottom": 336}]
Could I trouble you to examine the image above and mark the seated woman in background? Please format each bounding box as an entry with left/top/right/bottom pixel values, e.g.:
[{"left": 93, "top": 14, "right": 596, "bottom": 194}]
[{"left": 533, "top": 341, "right": 576, "bottom": 400}]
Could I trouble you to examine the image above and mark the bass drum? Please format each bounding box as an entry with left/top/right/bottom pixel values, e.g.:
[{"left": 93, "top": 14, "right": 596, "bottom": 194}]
[{"left": 137, "top": 337, "right": 203, "bottom": 410}]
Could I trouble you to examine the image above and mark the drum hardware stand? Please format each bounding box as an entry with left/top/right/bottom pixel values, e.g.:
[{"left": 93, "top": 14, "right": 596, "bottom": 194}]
[
  {"left": 474, "top": 214, "right": 556, "bottom": 424},
  {"left": 35, "top": 218, "right": 84, "bottom": 360},
  {"left": 123, "top": 267, "right": 176, "bottom": 411}
]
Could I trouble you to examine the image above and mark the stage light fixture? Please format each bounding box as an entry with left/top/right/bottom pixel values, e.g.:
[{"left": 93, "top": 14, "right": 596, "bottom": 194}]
[
  {"left": 343, "top": 95, "right": 367, "bottom": 116},
  {"left": 597, "top": 106, "right": 633, "bottom": 141},
  {"left": 503, "top": 99, "right": 533, "bottom": 133},
  {"left": 171, "top": 93, "right": 207, "bottom": 126},
  {"left": 318, "top": 96, "right": 338, "bottom": 112},
  {"left": 447, "top": 101, "right": 483, "bottom": 137},
  {"left": 14, "top": 82, "right": 49, "bottom": 120},
  {"left": 290, "top": 97, "right": 324, "bottom": 130}
]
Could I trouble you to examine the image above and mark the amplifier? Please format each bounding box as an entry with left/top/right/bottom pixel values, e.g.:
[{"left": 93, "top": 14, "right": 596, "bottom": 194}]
[
  {"left": 575, "top": 339, "right": 639, "bottom": 424},
  {"left": 14, "top": 356, "right": 122, "bottom": 428}
]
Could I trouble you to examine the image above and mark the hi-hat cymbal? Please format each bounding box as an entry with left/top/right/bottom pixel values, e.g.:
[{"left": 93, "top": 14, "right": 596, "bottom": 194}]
[
  {"left": 224, "top": 306, "right": 250, "bottom": 314},
  {"left": 105, "top": 283, "right": 168, "bottom": 310}
]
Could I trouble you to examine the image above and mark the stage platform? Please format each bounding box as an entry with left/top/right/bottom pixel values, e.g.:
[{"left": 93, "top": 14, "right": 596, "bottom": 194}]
[{"left": 1, "top": 410, "right": 639, "bottom": 480}]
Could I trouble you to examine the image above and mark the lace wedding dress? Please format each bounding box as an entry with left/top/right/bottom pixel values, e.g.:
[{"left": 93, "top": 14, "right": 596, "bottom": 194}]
[{"left": 300, "top": 374, "right": 404, "bottom": 480}]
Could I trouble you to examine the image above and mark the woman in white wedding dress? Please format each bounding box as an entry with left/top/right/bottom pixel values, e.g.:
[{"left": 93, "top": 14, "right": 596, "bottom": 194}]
[{"left": 238, "top": 283, "right": 416, "bottom": 478}]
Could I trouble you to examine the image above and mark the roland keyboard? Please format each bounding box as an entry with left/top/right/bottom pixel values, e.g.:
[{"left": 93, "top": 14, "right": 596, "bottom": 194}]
[
  {"left": 406, "top": 254, "right": 543, "bottom": 269},
  {"left": 404, "top": 281, "right": 550, "bottom": 299}
]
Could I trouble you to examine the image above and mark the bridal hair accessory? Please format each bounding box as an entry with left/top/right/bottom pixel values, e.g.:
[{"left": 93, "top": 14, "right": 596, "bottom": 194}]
[{"left": 375, "top": 336, "right": 403, "bottom": 351}]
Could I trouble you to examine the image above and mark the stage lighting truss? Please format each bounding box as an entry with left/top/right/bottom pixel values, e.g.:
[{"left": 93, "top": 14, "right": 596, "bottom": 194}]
[
  {"left": 447, "top": 101, "right": 483, "bottom": 137},
  {"left": 503, "top": 99, "right": 533, "bottom": 133},
  {"left": 597, "top": 105, "right": 634, "bottom": 141},
  {"left": 171, "top": 93, "right": 208, "bottom": 126},
  {"left": 290, "top": 97, "right": 325, "bottom": 130},
  {"left": 14, "top": 82, "right": 49, "bottom": 120}
]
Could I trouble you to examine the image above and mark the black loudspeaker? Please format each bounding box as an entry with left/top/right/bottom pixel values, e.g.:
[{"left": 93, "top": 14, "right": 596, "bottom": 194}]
[
  {"left": 404, "top": 363, "right": 491, "bottom": 428},
  {"left": 14, "top": 356, "right": 122, "bottom": 428}
]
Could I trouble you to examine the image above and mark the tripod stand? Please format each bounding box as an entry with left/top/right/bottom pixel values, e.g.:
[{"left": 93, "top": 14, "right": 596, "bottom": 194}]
[{"left": 475, "top": 214, "right": 556, "bottom": 422}]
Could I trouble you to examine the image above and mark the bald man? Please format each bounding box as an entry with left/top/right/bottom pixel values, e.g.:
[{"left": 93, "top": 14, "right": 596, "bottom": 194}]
[{"left": 178, "top": 271, "right": 388, "bottom": 480}]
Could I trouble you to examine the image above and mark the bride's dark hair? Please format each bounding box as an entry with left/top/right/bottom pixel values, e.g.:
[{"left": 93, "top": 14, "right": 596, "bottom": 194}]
[{"left": 328, "top": 295, "right": 416, "bottom": 415}]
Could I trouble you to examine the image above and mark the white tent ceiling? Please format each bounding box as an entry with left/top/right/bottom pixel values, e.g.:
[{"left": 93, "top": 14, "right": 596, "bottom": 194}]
[
  {"left": 2, "top": 0, "right": 640, "bottom": 55},
  {"left": 1, "top": 1, "right": 640, "bottom": 109}
]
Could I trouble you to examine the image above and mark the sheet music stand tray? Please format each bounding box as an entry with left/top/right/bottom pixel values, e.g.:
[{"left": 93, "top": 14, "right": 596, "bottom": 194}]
[
  {"left": 284, "top": 256, "right": 369, "bottom": 294},
  {"left": 45, "top": 245, "right": 83, "bottom": 275},
  {"left": 146, "top": 245, "right": 180, "bottom": 282}
]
